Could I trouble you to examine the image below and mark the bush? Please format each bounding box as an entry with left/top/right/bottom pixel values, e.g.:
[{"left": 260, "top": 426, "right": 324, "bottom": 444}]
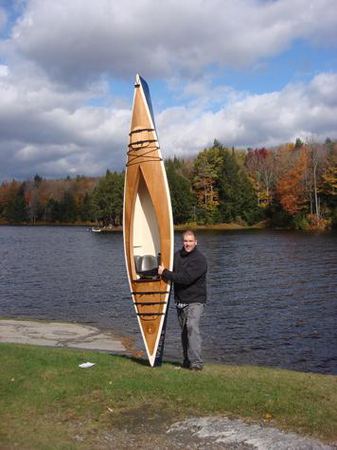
[
  {"left": 293, "top": 214, "right": 309, "bottom": 231},
  {"left": 306, "top": 214, "right": 331, "bottom": 231}
]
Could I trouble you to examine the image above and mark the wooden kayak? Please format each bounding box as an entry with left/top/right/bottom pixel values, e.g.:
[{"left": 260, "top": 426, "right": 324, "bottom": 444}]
[{"left": 123, "top": 74, "right": 174, "bottom": 366}]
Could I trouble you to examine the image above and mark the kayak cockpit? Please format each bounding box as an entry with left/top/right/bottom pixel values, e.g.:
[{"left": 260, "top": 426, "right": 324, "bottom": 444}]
[{"left": 131, "top": 171, "right": 161, "bottom": 280}]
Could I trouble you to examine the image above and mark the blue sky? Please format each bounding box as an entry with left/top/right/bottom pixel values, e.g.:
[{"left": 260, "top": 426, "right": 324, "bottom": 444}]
[{"left": 0, "top": 0, "right": 337, "bottom": 179}]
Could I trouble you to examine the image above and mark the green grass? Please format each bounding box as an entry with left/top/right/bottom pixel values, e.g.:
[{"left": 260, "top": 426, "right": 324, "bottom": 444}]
[{"left": 1, "top": 343, "right": 336, "bottom": 449}]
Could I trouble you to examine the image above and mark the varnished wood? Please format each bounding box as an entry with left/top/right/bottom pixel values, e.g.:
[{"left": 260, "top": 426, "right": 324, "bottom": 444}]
[{"left": 123, "top": 74, "right": 174, "bottom": 366}]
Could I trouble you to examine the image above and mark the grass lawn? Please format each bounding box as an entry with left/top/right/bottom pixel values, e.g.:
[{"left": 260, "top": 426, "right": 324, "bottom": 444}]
[{"left": 1, "top": 343, "right": 336, "bottom": 449}]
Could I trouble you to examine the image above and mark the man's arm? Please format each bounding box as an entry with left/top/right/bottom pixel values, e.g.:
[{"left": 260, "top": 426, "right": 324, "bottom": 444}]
[{"left": 158, "top": 257, "right": 206, "bottom": 286}]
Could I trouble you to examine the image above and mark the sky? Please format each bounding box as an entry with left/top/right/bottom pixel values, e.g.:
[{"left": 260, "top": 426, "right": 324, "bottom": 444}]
[{"left": 0, "top": 0, "right": 337, "bottom": 180}]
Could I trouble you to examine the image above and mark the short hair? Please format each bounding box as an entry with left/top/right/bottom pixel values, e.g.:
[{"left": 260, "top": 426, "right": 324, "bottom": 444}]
[{"left": 182, "top": 229, "right": 197, "bottom": 240}]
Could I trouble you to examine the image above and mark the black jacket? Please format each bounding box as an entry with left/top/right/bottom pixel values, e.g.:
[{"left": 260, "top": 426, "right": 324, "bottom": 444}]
[{"left": 162, "top": 246, "right": 207, "bottom": 304}]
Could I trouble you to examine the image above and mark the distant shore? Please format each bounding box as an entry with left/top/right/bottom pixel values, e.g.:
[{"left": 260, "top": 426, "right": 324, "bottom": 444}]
[
  {"left": 2, "top": 220, "right": 334, "bottom": 232},
  {"left": 0, "top": 221, "right": 268, "bottom": 231}
]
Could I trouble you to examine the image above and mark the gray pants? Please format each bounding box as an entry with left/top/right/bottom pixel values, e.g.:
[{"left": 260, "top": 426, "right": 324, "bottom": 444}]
[{"left": 177, "top": 302, "right": 204, "bottom": 368}]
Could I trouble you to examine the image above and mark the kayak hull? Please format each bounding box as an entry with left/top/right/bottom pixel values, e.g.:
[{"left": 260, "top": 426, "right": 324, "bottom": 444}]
[{"left": 123, "top": 74, "right": 174, "bottom": 366}]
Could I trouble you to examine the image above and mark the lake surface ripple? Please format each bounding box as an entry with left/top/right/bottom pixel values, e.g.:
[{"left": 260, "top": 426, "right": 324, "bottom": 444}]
[{"left": 1, "top": 226, "right": 336, "bottom": 374}]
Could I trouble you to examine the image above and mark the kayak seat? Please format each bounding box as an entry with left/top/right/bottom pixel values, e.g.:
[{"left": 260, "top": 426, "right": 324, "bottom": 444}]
[{"left": 134, "top": 254, "right": 159, "bottom": 277}]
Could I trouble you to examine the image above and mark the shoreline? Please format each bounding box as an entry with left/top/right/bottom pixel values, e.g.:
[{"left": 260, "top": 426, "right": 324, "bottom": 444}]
[
  {"left": 1, "top": 221, "right": 335, "bottom": 232},
  {"left": 2, "top": 316, "right": 336, "bottom": 376},
  {"left": 0, "top": 220, "right": 269, "bottom": 231},
  {"left": 0, "top": 221, "right": 264, "bottom": 227}
]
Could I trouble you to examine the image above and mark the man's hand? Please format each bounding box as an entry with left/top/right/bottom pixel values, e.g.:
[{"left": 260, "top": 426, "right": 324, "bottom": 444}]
[{"left": 158, "top": 264, "right": 165, "bottom": 275}]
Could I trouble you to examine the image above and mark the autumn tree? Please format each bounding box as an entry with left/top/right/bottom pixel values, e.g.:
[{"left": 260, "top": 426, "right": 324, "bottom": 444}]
[
  {"left": 245, "top": 148, "right": 276, "bottom": 207},
  {"left": 1, "top": 139, "right": 334, "bottom": 229},
  {"left": 320, "top": 145, "right": 337, "bottom": 201},
  {"left": 24, "top": 174, "right": 45, "bottom": 223},
  {"left": 304, "top": 143, "right": 328, "bottom": 219},
  {"left": 0, "top": 175, "right": 98, "bottom": 224},
  {"left": 276, "top": 148, "right": 309, "bottom": 216}
]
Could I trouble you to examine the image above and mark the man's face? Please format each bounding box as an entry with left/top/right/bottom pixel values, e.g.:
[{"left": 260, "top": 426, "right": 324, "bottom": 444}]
[{"left": 183, "top": 233, "right": 197, "bottom": 253}]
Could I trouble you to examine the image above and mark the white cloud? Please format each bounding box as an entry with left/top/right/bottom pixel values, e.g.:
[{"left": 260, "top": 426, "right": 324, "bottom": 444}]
[
  {"left": 0, "top": 64, "right": 9, "bottom": 77},
  {"left": 0, "top": 0, "right": 337, "bottom": 179},
  {"left": 1, "top": 66, "right": 337, "bottom": 179},
  {"left": 0, "top": 69, "right": 337, "bottom": 177},
  {"left": 6, "top": 0, "right": 337, "bottom": 84},
  {"left": 158, "top": 72, "right": 337, "bottom": 157},
  {"left": 0, "top": 65, "right": 130, "bottom": 179}
]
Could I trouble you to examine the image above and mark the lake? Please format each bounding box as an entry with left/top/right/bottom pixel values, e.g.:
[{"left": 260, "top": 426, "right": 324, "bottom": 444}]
[{"left": 0, "top": 225, "right": 336, "bottom": 374}]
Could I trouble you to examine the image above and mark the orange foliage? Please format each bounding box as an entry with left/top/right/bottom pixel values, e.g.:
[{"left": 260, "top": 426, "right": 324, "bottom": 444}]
[
  {"left": 0, "top": 180, "right": 21, "bottom": 206},
  {"left": 276, "top": 149, "right": 309, "bottom": 215},
  {"left": 306, "top": 213, "right": 331, "bottom": 231}
]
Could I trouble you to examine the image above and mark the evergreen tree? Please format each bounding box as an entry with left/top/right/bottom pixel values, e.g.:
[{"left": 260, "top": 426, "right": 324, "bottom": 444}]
[
  {"left": 44, "top": 198, "right": 61, "bottom": 222},
  {"left": 193, "top": 142, "right": 261, "bottom": 224},
  {"left": 60, "top": 191, "right": 77, "bottom": 223},
  {"left": 78, "top": 192, "right": 95, "bottom": 222},
  {"left": 165, "top": 158, "right": 195, "bottom": 224},
  {"left": 218, "top": 150, "right": 261, "bottom": 224},
  {"left": 34, "top": 174, "right": 43, "bottom": 187},
  {"left": 192, "top": 145, "right": 222, "bottom": 223},
  {"left": 4, "top": 182, "right": 28, "bottom": 223},
  {"left": 92, "top": 170, "right": 124, "bottom": 226}
]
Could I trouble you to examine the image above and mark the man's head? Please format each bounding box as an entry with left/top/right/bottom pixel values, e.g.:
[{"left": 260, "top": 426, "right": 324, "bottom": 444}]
[{"left": 182, "top": 230, "right": 197, "bottom": 253}]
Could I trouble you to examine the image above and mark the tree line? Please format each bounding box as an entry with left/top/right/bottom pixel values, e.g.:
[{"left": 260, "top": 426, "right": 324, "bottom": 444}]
[{"left": 0, "top": 139, "right": 336, "bottom": 230}]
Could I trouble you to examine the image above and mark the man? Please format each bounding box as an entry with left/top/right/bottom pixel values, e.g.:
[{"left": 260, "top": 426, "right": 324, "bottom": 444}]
[{"left": 158, "top": 230, "right": 207, "bottom": 370}]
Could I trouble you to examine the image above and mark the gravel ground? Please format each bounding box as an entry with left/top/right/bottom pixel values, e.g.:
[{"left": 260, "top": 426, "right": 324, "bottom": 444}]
[
  {"left": 80, "top": 414, "right": 337, "bottom": 450},
  {"left": 167, "top": 417, "right": 337, "bottom": 450}
]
